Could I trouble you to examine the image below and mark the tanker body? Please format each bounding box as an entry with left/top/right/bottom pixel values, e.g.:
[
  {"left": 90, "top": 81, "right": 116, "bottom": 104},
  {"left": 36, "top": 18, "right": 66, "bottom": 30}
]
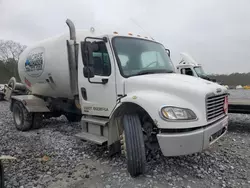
[
  {"left": 18, "top": 31, "right": 95, "bottom": 99},
  {"left": 4, "top": 19, "right": 229, "bottom": 178}
]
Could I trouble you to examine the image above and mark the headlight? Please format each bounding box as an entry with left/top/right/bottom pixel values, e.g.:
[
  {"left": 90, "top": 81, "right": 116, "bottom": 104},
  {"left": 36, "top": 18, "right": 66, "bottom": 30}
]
[{"left": 160, "top": 106, "right": 197, "bottom": 121}]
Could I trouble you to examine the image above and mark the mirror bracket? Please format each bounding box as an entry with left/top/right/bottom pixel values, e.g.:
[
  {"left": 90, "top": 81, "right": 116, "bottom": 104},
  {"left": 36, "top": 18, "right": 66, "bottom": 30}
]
[{"left": 165, "top": 49, "right": 171, "bottom": 57}]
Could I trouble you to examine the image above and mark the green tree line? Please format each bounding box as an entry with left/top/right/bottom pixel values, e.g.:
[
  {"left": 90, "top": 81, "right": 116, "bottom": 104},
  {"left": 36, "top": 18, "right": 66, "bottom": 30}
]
[
  {"left": 0, "top": 59, "right": 20, "bottom": 84},
  {"left": 0, "top": 40, "right": 26, "bottom": 84},
  {"left": 210, "top": 73, "right": 250, "bottom": 86}
]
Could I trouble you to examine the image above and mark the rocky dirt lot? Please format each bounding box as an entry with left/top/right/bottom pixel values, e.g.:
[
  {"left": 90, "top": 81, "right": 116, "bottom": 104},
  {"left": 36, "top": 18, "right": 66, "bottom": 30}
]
[{"left": 1, "top": 100, "right": 250, "bottom": 188}]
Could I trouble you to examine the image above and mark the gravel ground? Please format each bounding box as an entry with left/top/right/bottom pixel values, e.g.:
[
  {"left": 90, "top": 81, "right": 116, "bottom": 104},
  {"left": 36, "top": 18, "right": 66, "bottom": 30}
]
[{"left": 1, "top": 93, "right": 250, "bottom": 188}]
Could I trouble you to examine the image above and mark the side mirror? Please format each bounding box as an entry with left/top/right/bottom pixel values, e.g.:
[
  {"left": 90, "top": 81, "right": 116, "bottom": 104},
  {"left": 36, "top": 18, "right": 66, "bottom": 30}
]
[
  {"left": 81, "top": 41, "right": 96, "bottom": 78},
  {"left": 81, "top": 41, "right": 94, "bottom": 67},
  {"left": 83, "top": 67, "right": 94, "bottom": 78},
  {"left": 80, "top": 37, "right": 107, "bottom": 84},
  {"left": 165, "top": 49, "right": 170, "bottom": 57}
]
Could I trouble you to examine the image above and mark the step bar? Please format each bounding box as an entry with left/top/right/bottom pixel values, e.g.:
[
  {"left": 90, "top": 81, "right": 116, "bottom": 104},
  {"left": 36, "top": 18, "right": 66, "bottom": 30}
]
[
  {"left": 75, "top": 132, "right": 108, "bottom": 145},
  {"left": 82, "top": 116, "right": 108, "bottom": 126}
]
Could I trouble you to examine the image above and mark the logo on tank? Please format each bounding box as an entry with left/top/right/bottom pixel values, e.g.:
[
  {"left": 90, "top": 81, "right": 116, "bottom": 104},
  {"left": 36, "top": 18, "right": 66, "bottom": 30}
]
[{"left": 24, "top": 47, "right": 45, "bottom": 77}]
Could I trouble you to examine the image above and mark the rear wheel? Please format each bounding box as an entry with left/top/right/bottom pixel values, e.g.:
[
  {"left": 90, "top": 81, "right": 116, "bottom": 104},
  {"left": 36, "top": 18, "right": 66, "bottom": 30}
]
[
  {"left": 12, "top": 101, "right": 32, "bottom": 131},
  {"left": 122, "top": 114, "right": 146, "bottom": 177},
  {"left": 65, "top": 113, "right": 82, "bottom": 122}
]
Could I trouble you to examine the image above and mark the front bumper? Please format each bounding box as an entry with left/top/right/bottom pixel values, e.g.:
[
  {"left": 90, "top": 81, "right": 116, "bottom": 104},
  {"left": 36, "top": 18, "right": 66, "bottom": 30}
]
[{"left": 157, "top": 115, "right": 228, "bottom": 156}]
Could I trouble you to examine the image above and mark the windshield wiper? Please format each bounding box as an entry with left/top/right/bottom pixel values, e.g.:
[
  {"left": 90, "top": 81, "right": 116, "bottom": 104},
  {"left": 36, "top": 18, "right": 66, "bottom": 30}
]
[{"left": 135, "top": 69, "right": 174, "bottom": 76}]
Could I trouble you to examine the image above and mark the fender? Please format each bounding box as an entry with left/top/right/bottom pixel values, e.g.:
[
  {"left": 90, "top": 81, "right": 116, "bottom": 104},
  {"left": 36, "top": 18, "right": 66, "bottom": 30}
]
[
  {"left": 118, "top": 90, "right": 202, "bottom": 127},
  {"left": 108, "top": 90, "right": 204, "bottom": 146},
  {"left": 11, "top": 95, "right": 50, "bottom": 113}
]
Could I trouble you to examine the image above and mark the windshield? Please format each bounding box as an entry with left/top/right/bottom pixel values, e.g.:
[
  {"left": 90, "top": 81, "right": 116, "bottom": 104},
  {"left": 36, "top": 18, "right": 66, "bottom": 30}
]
[
  {"left": 112, "top": 37, "right": 175, "bottom": 77},
  {"left": 194, "top": 66, "right": 207, "bottom": 77}
]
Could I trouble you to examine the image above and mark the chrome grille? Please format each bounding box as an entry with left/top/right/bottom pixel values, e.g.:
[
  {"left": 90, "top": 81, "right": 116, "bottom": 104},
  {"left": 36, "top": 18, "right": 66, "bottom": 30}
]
[{"left": 206, "top": 94, "right": 227, "bottom": 121}]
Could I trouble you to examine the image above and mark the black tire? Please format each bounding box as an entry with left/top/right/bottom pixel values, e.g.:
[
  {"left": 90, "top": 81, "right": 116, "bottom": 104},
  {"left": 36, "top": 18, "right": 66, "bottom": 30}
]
[
  {"left": 0, "top": 161, "right": 4, "bottom": 188},
  {"left": 32, "top": 113, "right": 43, "bottom": 129},
  {"left": 0, "top": 94, "right": 3, "bottom": 101},
  {"left": 65, "top": 113, "right": 82, "bottom": 122},
  {"left": 123, "top": 114, "right": 146, "bottom": 177},
  {"left": 12, "top": 101, "right": 32, "bottom": 131}
]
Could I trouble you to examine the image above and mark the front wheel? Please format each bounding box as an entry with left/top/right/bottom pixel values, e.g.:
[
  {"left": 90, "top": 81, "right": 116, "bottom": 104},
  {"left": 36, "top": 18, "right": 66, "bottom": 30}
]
[{"left": 122, "top": 114, "right": 146, "bottom": 177}]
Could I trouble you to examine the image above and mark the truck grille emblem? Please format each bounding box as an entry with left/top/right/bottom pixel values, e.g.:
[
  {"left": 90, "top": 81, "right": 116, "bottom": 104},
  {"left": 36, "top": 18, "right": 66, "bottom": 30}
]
[{"left": 216, "top": 88, "right": 222, "bottom": 93}]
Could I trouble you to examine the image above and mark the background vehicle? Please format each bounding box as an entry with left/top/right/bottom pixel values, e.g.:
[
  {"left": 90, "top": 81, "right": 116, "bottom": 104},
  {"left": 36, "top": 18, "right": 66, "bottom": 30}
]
[
  {"left": 176, "top": 52, "right": 217, "bottom": 82},
  {"left": 4, "top": 19, "right": 229, "bottom": 177}
]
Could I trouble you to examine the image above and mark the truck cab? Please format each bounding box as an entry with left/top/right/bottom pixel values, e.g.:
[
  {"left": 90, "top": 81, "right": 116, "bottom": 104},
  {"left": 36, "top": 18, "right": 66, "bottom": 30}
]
[{"left": 176, "top": 52, "right": 217, "bottom": 82}]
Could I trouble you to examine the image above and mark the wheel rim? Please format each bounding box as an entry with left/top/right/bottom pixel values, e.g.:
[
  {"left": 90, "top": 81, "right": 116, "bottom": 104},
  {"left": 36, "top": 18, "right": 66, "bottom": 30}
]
[
  {"left": 14, "top": 106, "right": 22, "bottom": 126},
  {"left": 120, "top": 131, "right": 127, "bottom": 158}
]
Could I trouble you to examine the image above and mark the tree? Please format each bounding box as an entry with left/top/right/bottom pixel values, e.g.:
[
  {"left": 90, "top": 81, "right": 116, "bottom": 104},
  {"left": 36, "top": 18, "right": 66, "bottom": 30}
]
[
  {"left": 0, "top": 40, "right": 26, "bottom": 81},
  {"left": 0, "top": 40, "right": 26, "bottom": 63}
]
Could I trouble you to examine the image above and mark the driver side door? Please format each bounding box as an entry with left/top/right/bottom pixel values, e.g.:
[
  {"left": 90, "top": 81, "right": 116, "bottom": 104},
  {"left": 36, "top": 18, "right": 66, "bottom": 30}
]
[{"left": 78, "top": 37, "right": 117, "bottom": 117}]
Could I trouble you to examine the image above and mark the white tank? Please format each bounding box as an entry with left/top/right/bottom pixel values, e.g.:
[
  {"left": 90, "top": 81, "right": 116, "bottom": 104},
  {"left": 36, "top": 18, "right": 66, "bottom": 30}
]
[{"left": 18, "top": 30, "right": 97, "bottom": 99}]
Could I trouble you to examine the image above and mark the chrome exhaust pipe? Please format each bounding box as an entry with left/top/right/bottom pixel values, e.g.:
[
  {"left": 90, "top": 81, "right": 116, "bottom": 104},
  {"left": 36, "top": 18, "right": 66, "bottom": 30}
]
[{"left": 66, "top": 19, "right": 76, "bottom": 41}]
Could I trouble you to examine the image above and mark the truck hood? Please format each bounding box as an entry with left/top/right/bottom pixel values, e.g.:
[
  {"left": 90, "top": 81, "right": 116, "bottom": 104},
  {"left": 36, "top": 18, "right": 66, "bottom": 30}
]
[{"left": 124, "top": 73, "right": 227, "bottom": 101}]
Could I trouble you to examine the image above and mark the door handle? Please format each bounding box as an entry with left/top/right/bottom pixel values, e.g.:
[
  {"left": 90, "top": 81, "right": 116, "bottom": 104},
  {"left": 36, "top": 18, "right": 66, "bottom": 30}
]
[
  {"left": 81, "top": 87, "right": 87, "bottom": 100},
  {"left": 102, "top": 79, "right": 108, "bottom": 84}
]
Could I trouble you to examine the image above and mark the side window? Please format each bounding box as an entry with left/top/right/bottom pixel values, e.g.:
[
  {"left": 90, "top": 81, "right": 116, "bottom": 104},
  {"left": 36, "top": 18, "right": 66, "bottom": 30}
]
[
  {"left": 92, "top": 42, "right": 111, "bottom": 76},
  {"left": 141, "top": 51, "right": 164, "bottom": 68},
  {"left": 181, "top": 68, "right": 194, "bottom": 76}
]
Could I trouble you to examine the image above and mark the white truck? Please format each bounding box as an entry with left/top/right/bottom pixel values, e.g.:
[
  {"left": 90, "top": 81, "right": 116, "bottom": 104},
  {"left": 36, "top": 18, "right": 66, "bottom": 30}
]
[
  {"left": 4, "top": 19, "right": 229, "bottom": 177},
  {"left": 176, "top": 52, "right": 217, "bottom": 82}
]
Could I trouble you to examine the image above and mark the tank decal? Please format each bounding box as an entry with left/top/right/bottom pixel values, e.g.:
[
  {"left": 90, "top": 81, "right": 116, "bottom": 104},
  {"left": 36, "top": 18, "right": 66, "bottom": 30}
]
[{"left": 24, "top": 47, "right": 45, "bottom": 77}]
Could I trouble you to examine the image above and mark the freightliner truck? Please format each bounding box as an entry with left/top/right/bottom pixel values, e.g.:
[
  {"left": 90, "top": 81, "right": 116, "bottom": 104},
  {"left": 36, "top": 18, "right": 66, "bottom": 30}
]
[{"left": 4, "top": 19, "right": 229, "bottom": 177}]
